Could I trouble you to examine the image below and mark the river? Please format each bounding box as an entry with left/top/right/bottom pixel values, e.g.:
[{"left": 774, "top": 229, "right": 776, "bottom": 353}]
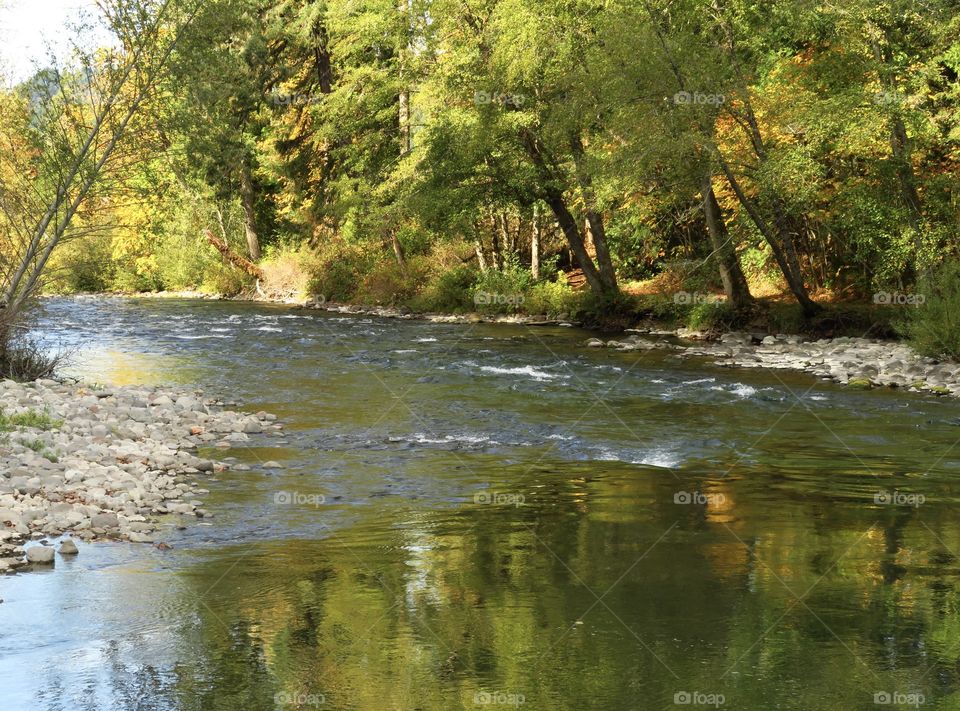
[{"left": 2, "top": 296, "right": 960, "bottom": 710}]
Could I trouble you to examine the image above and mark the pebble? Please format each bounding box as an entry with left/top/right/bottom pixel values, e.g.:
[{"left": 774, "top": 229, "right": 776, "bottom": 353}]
[
  {"left": 586, "top": 331, "right": 960, "bottom": 398},
  {"left": 0, "top": 379, "right": 274, "bottom": 573}
]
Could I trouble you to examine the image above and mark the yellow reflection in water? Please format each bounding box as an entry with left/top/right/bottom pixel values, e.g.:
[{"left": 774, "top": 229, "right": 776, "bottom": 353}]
[{"left": 67, "top": 349, "right": 195, "bottom": 386}]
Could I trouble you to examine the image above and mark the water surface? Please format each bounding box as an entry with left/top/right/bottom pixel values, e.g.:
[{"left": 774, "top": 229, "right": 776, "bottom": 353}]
[{"left": 3, "top": 296, "right": 960, "bottom": 710}]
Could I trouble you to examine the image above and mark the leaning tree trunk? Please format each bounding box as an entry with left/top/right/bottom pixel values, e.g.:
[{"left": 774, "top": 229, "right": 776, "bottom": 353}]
[
  {"left": 701, "top": 173, "right": 752, "bottom": 309},
  {"left": 205, "top": 230, "right": 265, "bottom": 279},
  {"left": 717, "top": 154, "right": 820, "bottom": 316}
]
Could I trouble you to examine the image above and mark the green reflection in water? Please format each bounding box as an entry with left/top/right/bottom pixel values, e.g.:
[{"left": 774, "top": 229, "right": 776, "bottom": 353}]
[{"left": 162, "top": 460, "right": 960, "bottom": 711}]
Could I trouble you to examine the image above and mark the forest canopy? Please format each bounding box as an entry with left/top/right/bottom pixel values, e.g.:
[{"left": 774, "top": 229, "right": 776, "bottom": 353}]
[{"left": 1, "top": 0, "right": 959, "bottom": 339}]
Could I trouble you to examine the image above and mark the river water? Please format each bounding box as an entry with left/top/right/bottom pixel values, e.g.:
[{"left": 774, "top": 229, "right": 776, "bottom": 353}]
[{"left": 3, "top": 296, "right": 960, "bottom": 710}]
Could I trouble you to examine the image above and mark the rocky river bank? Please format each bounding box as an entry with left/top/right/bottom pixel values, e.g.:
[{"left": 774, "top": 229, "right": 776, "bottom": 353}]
[
  {"left": 0, "top": 379, "right": 280, "bottom": 573},
  {"left": 589, "top": 329, "right": 960, "bottom": 397}
]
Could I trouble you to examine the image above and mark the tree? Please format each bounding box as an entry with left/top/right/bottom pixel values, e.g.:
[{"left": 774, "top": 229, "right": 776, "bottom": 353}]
[{"left": 0, "top": 0, "right": 205, "bottom": 334}]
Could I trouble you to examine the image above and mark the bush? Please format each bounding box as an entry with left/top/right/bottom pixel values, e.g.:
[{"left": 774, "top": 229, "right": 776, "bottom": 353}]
[
  {"left": 153, "top": 231, "right": 216, "bottom": 291},
  {"left": 409, "top": 264, "right": 477, "bottom": 313},
  {"left": 0, "top": 328, "right": 64, "bottom": 381},
  {"left": 47, "top": 235, "right": 114, "bottom": 293},
  {"left": 304, "top": 239, "right": 376, "bottom": 302},
  {"left": 472, "top": 258, "right": 533, "bottom": 314},
  {"left": 358, "top": 257, "right": 430, "bottom": 306},
  {"left": 200, "top": 261, "right": 250, "bottom": 296},
  {"left": 572, "top": 290, "right": 641, "bottom": 330},
  {"left": 686, "top": 300, "right": 738, "bottom": 331},
  {"left": 903, "top": 263, "right": 960, "bottom": 359},
  {"left": 523, "top": 277, "right": 581, "bottom": 317},
  {"left": 259, "top": 247, "right": 313, "bottom": 300}
]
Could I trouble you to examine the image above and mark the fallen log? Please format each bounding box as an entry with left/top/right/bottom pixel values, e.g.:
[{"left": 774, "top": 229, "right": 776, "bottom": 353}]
[{"left": 204, "top": 229, "right": 264, "bottom": 279}]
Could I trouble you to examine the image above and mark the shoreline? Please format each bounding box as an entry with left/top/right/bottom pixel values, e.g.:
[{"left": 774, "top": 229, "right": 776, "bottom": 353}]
[
  {"left": 0, "top": 378, "right": 280, "bottom": 573},
  {"left": 592, "top": 329, "right": 960, "bottom": 398}
]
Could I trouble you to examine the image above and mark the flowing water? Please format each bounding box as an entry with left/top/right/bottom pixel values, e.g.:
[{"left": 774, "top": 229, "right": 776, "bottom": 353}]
[{"left": 3, "top": 297, "right": 960, "bottom": 710}]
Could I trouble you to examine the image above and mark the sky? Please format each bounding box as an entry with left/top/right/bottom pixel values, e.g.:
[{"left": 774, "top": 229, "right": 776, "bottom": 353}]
[{"left": 0, "top": 0, "right": 111, "bottom": 84}]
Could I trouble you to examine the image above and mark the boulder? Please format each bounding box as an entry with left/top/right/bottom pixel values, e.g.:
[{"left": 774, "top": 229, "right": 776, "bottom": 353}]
[
  {"left": 90, "top": 512, "right": 119, "bottom": 528},
  {"left": 26, "top": 546, "right": 55, "bottom": 564}
]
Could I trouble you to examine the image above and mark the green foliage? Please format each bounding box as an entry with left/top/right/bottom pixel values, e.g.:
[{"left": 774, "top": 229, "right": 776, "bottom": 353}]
[
  {"left": 0, "top": 407, "right": 61, "bottom": 431},
  {"left": 686, "top": 301, "right": 739, "bottom": 331},
  {"left": 903, "top": 263, "right": 960, "bottom": 359},
  {"left": 358, "top": 258, "right": 431, "bottom": 306},
  {"left": 20, "top": 0, "right": 960, "bottom": 332},
  {"left": 409, "top": 265, "right": 478, "bottom": 313},
  {"left": 523, "top": 278, "right": 581, "bottom": 318},
  {"left": 49, "top": 235, "right": 115, "bottom": 293},
  {"left": 573, "top": 291, "right": 642, "bottom": 331},
  {"left": 472, "top": 258, "right": 534, "bottom": 315},
  {"left": 201, "top": 261, "right": 252, "bottom": 297},
  {"left": 304, "top": 240, "right": 376, "bottom": 302}
]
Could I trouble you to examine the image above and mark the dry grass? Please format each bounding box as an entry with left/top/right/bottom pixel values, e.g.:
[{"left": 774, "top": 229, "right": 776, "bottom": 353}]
[{"left": 258, "top": 249, "right": 312, "bottom": 300}]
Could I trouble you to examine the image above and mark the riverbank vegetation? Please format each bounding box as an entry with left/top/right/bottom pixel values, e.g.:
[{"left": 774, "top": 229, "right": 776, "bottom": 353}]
[{"left": 1, "top": 0, "right": 960, "bottom": 374}]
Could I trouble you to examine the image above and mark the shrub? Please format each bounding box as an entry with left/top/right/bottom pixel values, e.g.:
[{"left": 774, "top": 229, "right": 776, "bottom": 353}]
[
  {"left": 686, "top": 300, "right": 738, "bottom": 331},
  {"left": 359, "top": 257, "right": 430, "bottom": 306},
  {"left": 47, "top": 234, "right": 114, "bottom": 293},
  {"left": 200, "top": 261, "right": 250, "bottom": 296},
  {"left": 0, "top": 328, "right": 64, "bottom": 381},
  {"left": 259, "top": 247, "right": 313, "bottom": 300},
  {"left": 523, "top": 277, "right": 581, "bottom": 317},
  {"left": 572, "top": 290, "right": 641, "bottom": 330},
  {"left": 472, "top": 257, "right": 533, "bottom": 314},
  {"left": 304, "top": 239, "right": 376, "bottom": 302},
  {"left": 903, "top": 263, "right": 960, "bottom": 359},
  {"left": 153, "top": 231, "right": 217, "bottom": 291},
  {"left": 409, "top": 264, "right": 477, "bottom": 312}
]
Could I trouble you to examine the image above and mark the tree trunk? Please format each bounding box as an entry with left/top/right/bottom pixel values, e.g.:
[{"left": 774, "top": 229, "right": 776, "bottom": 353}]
[
  {"left": 205, "top": 230, "right": 265, "bottom": 279},
  {"left": 312, "top": 19, "right": 333, "bottom": 94},
  {"left": 475, "top": 239, "right": 488, "bottom": 272},
  {"left": 531, "top": 204, "right": 541, "bottom": 280},
  {"left": 717, "top": 153, "right": 820, "bottom": 316},
  {"left": 239, "top": 160, "right": 261, "bottom": 261},
  {"left": 399, "top": 89, "right": 412, "bottom": 154},
  {"left": 519, "top": 129, "right": 615, "bottom": 295},
  {"left": 498, "top": 212, "right": 512, "bottom": 261},
  {"left": 700, "top": 173, "right": 752, "bottom": 309},
  {"left": 488, "top": 209, "right": 502, "bottom": 270},
  {"left": 570, "top": 135, "right": 618, "bottom": 291},
  {"left": 391, "top": 232, "right": 406, "bottom": 266}
]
